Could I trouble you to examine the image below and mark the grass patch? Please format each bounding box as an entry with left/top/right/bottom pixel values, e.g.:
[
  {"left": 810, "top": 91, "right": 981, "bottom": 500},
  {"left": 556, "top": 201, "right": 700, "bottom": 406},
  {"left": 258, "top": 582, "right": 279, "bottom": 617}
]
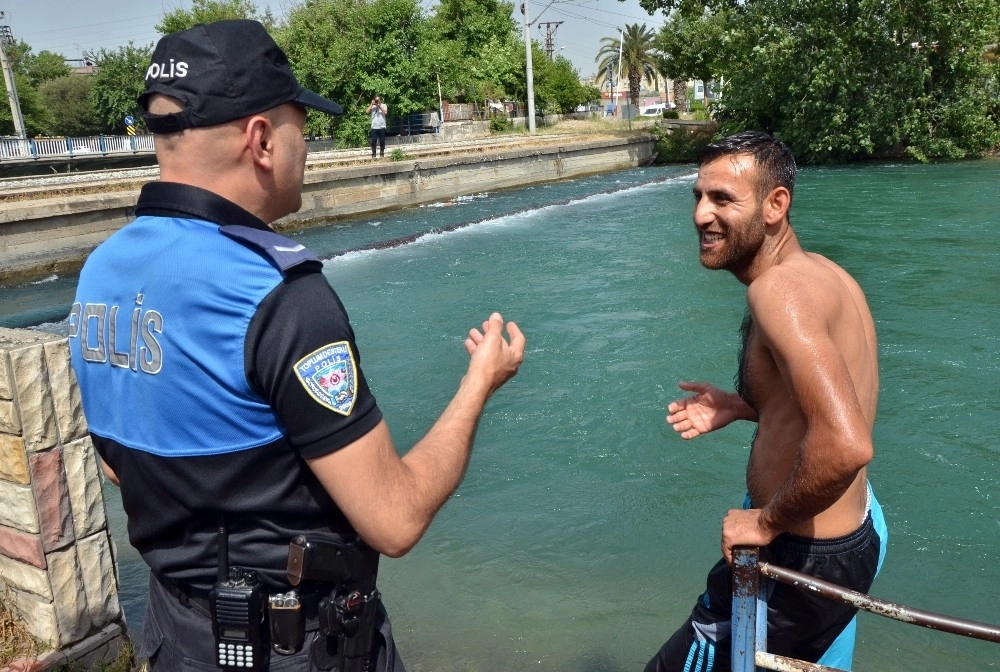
[
  {"left": 389, "top": 147, "right": 410, "bottom": 162},
  {"left": 103, "top": 638, "right": 135, "bottom": 672},
  {"left": 1, "top": 585, "right": 135, "bottom": 672},
  {"left": 1, "top": 586, "right": 41, "bottom": 667}
]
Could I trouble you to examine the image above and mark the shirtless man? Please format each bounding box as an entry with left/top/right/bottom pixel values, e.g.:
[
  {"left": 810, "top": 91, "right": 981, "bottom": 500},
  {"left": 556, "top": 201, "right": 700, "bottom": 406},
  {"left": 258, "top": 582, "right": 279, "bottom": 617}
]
[{"left": 645, "top": 131, "right": 888, "bottom": 672}]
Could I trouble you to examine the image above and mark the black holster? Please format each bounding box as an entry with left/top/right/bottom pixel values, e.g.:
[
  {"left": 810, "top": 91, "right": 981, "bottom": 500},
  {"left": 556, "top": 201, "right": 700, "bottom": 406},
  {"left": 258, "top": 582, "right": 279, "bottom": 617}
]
[{"left": 287, "top": 535, "right": 381, "bottom": 672}]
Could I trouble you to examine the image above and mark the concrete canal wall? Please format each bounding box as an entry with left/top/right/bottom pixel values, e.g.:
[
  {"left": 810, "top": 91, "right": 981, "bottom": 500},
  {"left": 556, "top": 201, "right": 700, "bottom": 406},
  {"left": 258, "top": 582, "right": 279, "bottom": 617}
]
[{"left": 1, "top": 134, "right": 656, "bottom": 283}]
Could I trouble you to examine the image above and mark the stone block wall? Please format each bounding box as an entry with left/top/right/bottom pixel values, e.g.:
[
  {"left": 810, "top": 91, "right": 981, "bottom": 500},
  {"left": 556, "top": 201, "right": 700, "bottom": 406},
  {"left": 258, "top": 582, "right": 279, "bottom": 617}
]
[{"left": 0, "top": 327, "right": 125, "bottom": 661}]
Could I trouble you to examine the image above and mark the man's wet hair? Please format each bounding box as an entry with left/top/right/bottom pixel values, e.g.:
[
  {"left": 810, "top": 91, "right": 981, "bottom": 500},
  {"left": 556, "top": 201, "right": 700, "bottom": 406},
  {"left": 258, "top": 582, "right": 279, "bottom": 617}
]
[{"left": 698, "top": 131, "right": 796, "bottom": 202}]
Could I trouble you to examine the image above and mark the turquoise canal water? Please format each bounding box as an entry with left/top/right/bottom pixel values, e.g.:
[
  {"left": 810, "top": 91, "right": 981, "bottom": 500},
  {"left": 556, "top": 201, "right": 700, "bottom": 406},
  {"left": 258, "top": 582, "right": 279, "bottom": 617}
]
[{"left": 2, "top": 160, "right": 998, "bottom": 670}]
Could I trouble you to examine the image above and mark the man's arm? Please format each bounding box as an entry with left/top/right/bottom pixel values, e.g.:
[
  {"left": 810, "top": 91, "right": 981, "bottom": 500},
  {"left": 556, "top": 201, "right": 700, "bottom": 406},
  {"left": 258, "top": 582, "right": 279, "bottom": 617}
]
[
  {"left": 306, "top": 313, "right": 524, "bottom": 557},
  {"left": 666, "top": 380, "right": 758, "bottom": 438},
  {"left": 721, "top": 272, "right": 872, "bottom": 561}
]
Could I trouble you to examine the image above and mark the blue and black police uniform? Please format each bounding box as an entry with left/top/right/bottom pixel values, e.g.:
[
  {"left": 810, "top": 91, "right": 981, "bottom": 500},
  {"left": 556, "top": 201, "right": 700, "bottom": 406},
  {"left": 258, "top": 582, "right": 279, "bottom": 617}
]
[{"left": 69, "top": 182, "right": 404, "bottom": 672}]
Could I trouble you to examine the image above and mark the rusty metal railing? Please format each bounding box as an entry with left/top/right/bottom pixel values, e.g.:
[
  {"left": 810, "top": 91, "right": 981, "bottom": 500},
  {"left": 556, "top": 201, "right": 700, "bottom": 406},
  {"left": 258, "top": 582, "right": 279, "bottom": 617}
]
[{"left": 731, "top": 547, "right": 1000, "bottom": 672}]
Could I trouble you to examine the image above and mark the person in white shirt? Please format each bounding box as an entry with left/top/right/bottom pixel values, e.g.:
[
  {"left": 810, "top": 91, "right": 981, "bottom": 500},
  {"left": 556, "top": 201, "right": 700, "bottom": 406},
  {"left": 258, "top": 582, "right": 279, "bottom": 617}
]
[{"left": 367, "top": 95, "right": 388, "bottom": 159}]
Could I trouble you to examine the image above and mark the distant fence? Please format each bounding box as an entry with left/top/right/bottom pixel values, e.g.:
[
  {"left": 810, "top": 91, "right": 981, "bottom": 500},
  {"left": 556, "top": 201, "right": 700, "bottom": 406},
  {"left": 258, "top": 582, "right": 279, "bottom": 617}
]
[
  {"left": 441, "top": 102, "right": 524, "bottom": 122},
  {"left": 0, "top": 134, "right": 155, "bottom": 161},
  {"left": 2, "top": 113, "right": 453, "bottom": 162},
  {"left": 384, "top": 112, "right": 440, "bottom": 136}
]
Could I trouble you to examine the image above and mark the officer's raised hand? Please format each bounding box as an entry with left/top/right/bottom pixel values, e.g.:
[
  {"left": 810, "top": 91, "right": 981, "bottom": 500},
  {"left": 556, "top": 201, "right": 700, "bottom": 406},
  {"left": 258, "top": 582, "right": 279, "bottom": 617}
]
[
  {"left": 464, "top": 312, "right": 525, "bottom": 396},
  {"left": 307, "top": 313, "right": 527, "bottom": 558}
]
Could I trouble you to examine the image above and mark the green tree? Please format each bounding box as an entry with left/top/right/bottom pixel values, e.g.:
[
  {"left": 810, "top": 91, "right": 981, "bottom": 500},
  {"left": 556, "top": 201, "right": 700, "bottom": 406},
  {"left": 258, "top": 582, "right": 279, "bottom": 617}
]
[
  {"left": 654, "top": 7, "right": 735, "bottom": 113},
  {"left": 595, "top": 24, "right": 659, "bottom": 109},
  {"left": 22, "top": 50, "right": 71, "bottom": 88},
  {"left": 644, "top": 0, "right": 1000, "bottom": 162},
  {"left": 432, "top": 0, "right": 517, "bottom": 51},
  {"left": 38, "top": 76, "right": 102, "bottom": 136},
  {"left": 425, "top": 0, "right": 523, "bottom": 105},
  {"left": 90, "top": 42, "right": 153, "bottom": 133},
  {"left": 0, "top": 71, "right": 51, "bottom": 136},
  {"left": 156, "top": 0, "right": 275, "bottom": 34},
  {"left": 634, "top": 0, "right": 736, "bottom": 15},
  {"left": 533, "top": 51, "right": 597, "bottom": 114},
  {"left": 277, "top": 0, "right": 436, "bottom": 145},
  {"left": 0, "top": 40, "right": 54, "bottom": 135},
  {"left": 890, "top": 0, "right": 1000, "bottom": 160}
]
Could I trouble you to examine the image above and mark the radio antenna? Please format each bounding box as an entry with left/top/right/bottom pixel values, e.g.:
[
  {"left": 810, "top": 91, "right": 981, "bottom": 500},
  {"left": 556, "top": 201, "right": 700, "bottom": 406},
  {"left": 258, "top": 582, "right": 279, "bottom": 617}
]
[{"left": 217, "top": 512, "right": 229, "bottom": 582}]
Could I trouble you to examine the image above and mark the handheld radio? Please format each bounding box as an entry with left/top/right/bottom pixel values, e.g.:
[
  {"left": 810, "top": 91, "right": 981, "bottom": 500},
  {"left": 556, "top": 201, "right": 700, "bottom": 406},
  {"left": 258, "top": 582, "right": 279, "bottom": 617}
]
[{"left": 209, "top": 516, "right": 267, "bottom": 671}]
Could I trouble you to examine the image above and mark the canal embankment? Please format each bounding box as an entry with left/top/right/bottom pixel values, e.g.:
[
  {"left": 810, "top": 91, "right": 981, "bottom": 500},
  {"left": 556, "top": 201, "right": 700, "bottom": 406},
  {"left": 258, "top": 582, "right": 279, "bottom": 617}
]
[{"left": 0, "top": 132, "right": 656, "bottom": 283}]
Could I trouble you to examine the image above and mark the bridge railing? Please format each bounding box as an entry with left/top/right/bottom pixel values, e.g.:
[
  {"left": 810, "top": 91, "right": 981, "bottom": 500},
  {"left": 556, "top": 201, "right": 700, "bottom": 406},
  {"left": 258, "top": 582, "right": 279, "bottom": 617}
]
[
  {"left": 0, "top": 134, "right": 156, "bottom": 161},
  {"left": 731, "top": 547, "right": 1000, "bottom": 671}
]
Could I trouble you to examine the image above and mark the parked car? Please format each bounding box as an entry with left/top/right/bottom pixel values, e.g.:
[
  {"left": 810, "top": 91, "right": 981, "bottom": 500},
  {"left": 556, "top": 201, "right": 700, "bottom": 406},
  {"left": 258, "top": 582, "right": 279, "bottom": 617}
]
[{"left": 638, "top": 104, "right": 667, "bottom": 117}]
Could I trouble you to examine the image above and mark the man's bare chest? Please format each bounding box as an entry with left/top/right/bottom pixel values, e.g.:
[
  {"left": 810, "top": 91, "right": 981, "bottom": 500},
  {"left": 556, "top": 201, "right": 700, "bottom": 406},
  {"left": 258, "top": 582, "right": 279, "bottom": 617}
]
[{"left": 736, "top": 311, "right": 780, "bottom": 411}]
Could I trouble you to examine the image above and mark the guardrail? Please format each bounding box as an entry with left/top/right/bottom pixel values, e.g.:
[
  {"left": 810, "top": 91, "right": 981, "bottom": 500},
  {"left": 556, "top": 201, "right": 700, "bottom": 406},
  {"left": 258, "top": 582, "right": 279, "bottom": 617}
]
[
  {"left": 1, "top": 117, "right": 445, "bottom": 162},
  {"left": 0, "top": 134, "right": 156, "bottom": 161},
  {"left": 731, "top": 547, "right": 1000, "bottom": 671},
  {"left": 385, "top": 112, "right": 440, "bottom": 136}
]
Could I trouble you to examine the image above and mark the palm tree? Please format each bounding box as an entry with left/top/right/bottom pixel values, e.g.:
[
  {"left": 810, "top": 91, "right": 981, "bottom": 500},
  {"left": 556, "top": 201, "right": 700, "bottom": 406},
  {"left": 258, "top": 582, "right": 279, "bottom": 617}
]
[{"left": 595, "top": 24, "right": 660, "bottom": 110}]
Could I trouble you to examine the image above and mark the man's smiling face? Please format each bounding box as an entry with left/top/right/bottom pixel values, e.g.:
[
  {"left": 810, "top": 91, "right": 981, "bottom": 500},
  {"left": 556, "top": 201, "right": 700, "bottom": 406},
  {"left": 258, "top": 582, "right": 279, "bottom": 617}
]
[{"left": 692, "top": 154, "right": 767, "bottom": 274}]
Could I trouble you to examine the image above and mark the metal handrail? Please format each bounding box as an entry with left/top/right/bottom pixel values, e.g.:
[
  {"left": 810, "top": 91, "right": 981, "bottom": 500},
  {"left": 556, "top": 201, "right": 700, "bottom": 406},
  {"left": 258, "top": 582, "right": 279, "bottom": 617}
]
[
  {"left": 0, "top": 133, "right": 155, "bottom": 161},
  {"left": 731, "top": 547, "right": 1000, "bottom": 672}
]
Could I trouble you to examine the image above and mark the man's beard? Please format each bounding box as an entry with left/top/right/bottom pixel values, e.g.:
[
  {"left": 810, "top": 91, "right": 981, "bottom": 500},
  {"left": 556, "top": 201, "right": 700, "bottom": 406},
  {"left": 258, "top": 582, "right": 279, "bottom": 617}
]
[{"left": 700, "top": 205, "right": 766, "bottom": 274}]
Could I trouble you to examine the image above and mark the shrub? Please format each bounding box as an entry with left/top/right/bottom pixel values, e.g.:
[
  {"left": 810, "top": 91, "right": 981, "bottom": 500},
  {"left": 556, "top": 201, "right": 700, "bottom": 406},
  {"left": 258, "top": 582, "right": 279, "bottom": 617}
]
[
  {"left": 490, "top": 116, "right": 513, "bottom": 133},
  {"left": 334, "top": 112, "right": 371, "bottom": 148},
  {"left": 389, "top": 147, "right": 410, "bottom": 161},
  {"left": 652, "top": 125, "right": 717, "bottom": 163},
  {"left": 663, "top": 110, "right": 680, "bottom": 119}
]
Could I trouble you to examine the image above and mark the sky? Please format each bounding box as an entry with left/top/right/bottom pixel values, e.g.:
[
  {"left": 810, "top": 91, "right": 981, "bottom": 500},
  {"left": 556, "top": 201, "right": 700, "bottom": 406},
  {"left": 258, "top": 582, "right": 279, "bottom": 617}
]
[{"left": 3, "top": 0, "right": 667, "bottom": 79}]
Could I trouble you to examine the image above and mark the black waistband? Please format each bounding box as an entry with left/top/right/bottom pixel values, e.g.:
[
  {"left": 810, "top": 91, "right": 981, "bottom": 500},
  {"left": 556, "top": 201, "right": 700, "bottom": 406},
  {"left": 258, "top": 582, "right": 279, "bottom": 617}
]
[
  {"left": 154, "top": 573, "right": 325, "bottom": 632},
  {"left": 770, "top": 511, "right": 876, "bottom": 555}
]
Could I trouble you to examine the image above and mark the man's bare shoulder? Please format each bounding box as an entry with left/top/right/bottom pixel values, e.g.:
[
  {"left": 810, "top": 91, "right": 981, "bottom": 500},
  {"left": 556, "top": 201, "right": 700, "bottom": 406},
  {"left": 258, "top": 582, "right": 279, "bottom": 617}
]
[
  {"left": 748, "top": 256, "right": 823, "bottom": 305},
  {"left": 755, "top": 252, "right": 855, "bottom": 295},
  {"left": 808, "top": 251, "right": 868, "bottom": 296},
  {"left": 747, "top": 255, "right": 847, "bottom": 336},
  {"left": 749, "top": 252, "right": 873, "bottom": 341}
]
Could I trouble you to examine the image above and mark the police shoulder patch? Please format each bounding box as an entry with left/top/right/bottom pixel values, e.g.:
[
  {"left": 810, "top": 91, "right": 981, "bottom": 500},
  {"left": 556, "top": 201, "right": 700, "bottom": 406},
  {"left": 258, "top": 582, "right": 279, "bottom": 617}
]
[{"left": 294, "top": 342, "right": 358, "bottom": 416}]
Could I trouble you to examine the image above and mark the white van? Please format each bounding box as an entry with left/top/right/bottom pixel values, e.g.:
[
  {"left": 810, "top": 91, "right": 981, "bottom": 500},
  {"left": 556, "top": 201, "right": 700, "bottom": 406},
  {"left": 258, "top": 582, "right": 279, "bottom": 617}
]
[{"left": 638, "top": 104, "right": 667, "bottom": 117}]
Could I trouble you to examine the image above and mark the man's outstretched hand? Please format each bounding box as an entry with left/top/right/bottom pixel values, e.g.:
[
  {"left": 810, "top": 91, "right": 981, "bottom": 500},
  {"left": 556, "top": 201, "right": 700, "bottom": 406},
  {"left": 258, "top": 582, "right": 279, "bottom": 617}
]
[{"left": 667, "top": 381, "right": 755, "bottom": 438}]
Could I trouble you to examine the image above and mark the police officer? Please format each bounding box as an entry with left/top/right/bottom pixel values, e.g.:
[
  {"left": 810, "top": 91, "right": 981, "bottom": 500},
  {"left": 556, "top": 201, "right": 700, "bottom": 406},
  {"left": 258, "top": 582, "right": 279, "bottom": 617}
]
[{"left": 68, "top": 20, "right": 525, "bottom": 672}]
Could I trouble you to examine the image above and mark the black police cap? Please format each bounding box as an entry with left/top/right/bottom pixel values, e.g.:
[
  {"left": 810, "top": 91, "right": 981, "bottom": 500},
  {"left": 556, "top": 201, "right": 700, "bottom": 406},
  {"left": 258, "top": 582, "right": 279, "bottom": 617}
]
[{"left": 138, "top": 20, "right": 342, "bottom": 134}]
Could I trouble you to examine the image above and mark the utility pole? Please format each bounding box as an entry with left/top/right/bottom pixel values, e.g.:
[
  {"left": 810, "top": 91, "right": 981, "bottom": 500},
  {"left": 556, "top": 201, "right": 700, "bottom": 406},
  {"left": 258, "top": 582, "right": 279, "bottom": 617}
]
[
  {"left": 539, "top": 21, "right": 563, "bottom": 60},
  {"left": 614, "top": 28, "right": 623, "bottom": 120},
  {"left": 0, "top": 11, "right": 27, "bottom": 139},
  {"left": 436, "top": 70, "right": 444, "bottom": 132},
  {"left": 520, "top": 0, "right": 536, "bottom": 133}
]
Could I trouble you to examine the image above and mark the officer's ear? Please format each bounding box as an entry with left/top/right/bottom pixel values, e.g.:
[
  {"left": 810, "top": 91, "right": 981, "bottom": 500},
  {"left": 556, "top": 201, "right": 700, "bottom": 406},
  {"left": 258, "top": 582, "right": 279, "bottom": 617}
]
[{"left": 245, "top": 115, "right": 275, "bottom": 171}]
